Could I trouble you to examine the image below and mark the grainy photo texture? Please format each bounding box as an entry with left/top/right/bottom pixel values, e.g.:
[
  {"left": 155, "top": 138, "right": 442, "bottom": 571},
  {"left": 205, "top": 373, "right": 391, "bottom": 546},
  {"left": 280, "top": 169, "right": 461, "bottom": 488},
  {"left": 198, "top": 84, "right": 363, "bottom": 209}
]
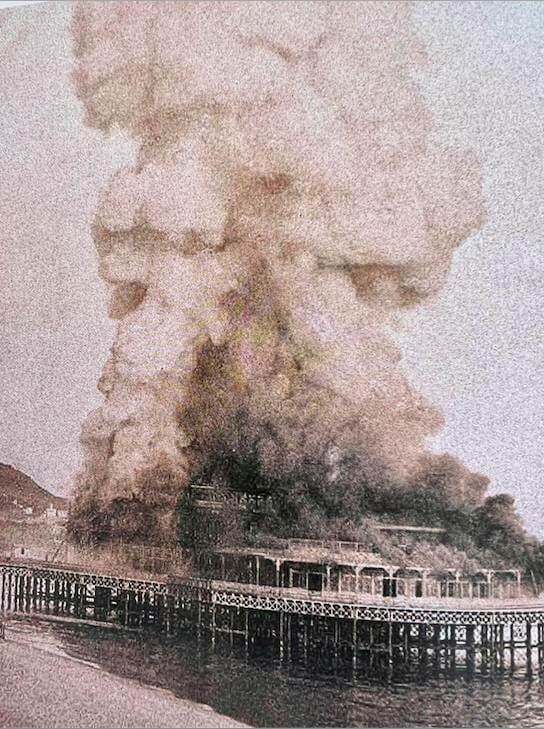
[{"left": 1, "top": 1, "right": 543, "bottom": 727}]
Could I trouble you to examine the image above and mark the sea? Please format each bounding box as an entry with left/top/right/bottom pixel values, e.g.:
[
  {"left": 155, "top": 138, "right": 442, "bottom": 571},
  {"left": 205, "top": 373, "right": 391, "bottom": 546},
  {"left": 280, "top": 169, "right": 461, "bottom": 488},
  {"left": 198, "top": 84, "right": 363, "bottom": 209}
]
[{"left": 8, "top": 616, "right": 544, "bottom": 728}]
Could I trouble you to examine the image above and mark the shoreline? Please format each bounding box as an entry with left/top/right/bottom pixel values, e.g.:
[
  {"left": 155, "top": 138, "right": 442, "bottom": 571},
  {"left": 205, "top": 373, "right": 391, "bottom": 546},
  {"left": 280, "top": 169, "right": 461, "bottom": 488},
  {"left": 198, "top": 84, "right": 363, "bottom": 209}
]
[{"left": 0, "top": 621, "right": 248, "bottom": 729}]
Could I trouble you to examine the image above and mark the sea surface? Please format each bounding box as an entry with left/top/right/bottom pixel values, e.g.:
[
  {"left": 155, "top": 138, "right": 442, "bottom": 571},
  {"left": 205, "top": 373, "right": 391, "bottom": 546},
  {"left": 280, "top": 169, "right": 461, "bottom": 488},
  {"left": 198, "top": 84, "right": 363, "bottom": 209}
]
[{"left": 8, "top": 616, "right": 544, "bottom": 728}]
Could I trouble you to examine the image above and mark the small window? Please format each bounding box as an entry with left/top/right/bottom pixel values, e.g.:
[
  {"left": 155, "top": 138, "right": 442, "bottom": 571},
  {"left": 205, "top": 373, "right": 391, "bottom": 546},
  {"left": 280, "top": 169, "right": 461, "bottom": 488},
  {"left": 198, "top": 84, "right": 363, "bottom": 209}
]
[
  {"left": 20, "top": 547, "right": 25, "bottom": 555},
  {"left": 383, "top": 578, "right": 397, "bottom": 597},
  {"left": 308, "top": 572, "right": 323, "bottom": 592}
]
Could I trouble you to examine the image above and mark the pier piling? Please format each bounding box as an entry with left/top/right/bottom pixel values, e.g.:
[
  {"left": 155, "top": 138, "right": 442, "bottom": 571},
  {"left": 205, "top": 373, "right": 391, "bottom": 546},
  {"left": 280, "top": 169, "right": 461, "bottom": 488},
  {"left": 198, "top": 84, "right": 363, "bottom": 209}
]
[{"left": 2, "top": 560, "right": 544, "bottom": 678}]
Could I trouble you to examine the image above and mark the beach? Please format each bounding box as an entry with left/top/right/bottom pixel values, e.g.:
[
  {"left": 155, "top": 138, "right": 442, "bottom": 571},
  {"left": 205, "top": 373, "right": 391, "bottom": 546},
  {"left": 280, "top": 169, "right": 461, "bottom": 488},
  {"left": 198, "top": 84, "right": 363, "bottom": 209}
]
[{"left": 0, "top": 629, "right": 247, "bottom": 729}]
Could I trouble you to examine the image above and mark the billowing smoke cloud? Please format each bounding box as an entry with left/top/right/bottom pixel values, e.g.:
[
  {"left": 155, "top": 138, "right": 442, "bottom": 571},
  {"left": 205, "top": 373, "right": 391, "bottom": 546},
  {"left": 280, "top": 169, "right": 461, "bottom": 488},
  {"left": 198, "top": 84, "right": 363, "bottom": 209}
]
[{"left": 70, "top": 1, "right": 486, "bottom": 542}]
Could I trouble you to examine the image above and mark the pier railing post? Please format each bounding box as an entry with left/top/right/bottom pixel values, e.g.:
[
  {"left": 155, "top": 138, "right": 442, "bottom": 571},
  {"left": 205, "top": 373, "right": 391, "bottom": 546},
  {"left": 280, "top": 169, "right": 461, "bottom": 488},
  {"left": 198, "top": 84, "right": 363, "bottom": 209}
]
[
  {"left": 538, "top": 622, "right": 544, "bottom": 672},
  {"left": 244, "top": 609, "right": 249, "bottom": 657},
  {"left": 509, "top": 623, "right": 516, "bottom": 671},
  {"left": 489, "top": 618, "right": 496, "bottom": 673},
  {"left": 526, "top": 620, "right": 533, "bottom": 675},
  {"left": 387, "top": 616, "right": 393, "bottom": 661},
  {"left": 352, "top": 616, "right": 358, "bottom": 674},
  {"left": 8, "top": 573, "right": 13, "bottom": 612},
  {"left": 279, "top": 610, "right": 284, "bottom": 660},
  {"left": 466, "top": 624, "right": 475, "bottom": 671},
  {"left": 498, "top": 624, "right": 505, "bottom": 671}
]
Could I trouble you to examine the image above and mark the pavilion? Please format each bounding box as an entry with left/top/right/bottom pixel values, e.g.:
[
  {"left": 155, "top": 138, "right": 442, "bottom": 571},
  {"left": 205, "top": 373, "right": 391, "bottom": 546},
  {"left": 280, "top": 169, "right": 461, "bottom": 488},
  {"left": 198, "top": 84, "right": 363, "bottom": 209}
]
[{"left": 207, "top": 537, "right": 523, "bottom": 601}]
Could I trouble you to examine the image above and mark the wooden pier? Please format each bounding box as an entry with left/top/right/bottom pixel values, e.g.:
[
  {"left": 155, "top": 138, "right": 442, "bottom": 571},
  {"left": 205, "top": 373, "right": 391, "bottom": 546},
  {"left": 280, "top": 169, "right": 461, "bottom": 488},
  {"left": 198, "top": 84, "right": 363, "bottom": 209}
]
[{"left": 2, "top": 558, "right": 544, "bottom": 676}]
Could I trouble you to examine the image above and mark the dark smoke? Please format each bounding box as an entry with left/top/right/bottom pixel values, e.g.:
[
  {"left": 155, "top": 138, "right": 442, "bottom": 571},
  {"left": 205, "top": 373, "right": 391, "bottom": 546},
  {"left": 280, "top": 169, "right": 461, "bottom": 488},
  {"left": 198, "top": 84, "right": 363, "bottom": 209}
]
[{"left": 69, "top": 1, "right": 489, "bottom": 545}]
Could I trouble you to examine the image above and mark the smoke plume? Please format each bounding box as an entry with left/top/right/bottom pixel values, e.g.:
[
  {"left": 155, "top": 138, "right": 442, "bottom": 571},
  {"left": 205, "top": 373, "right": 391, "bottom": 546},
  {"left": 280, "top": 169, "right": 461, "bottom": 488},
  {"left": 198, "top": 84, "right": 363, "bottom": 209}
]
[{"left": 70, "top": 1, "right": 486, "bottom": 543}]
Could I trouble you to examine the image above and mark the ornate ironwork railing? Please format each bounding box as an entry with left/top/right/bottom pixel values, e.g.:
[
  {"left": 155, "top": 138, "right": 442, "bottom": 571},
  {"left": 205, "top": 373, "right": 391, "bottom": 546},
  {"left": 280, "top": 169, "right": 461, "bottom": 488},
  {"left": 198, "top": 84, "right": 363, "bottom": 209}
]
[{"left": 1, "top": 559, "right": 543, "bottom": 627}]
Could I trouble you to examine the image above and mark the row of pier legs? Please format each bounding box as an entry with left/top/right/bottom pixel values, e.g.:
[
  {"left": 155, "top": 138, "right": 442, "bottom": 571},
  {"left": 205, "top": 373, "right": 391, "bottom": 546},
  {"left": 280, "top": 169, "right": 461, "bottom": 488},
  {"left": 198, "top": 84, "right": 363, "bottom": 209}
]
[
  {"left": 206, "top": 607, "right": 544, "bottom": 676},
  {"left": 2, "top": 570, "right": 544, "bottom": 676},
  {"left": 194, "top": 603, "right": 544, "bottom": 677}
]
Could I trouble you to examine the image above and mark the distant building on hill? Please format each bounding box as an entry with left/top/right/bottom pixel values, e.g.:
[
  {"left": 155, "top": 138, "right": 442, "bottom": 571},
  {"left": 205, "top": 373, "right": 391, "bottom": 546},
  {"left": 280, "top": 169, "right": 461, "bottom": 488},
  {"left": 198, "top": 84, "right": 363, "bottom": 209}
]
[
  {"left": 0, "top": 463, "right": 68, "bottom": 560},
  {"left": 0, "top": 463, "right": 67, "bottom": 516}
]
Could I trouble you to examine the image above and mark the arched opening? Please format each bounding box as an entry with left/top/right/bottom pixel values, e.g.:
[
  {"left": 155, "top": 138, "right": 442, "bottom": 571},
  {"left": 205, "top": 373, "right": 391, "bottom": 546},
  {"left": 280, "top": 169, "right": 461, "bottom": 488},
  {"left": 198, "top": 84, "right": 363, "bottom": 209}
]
[{"left": 393, "top": 568, "right": 425, "bottom": 598}]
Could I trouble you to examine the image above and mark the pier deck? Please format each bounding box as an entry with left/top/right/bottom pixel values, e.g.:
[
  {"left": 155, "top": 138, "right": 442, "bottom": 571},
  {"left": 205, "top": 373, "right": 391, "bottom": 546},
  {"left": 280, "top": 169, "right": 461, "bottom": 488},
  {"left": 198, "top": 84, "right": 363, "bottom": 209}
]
[
  {"left": 2, "top": 558, "right": 544, "bottom": 675},
  {"left": 1, "top": 559, "right": 543, "bottom": 621}
]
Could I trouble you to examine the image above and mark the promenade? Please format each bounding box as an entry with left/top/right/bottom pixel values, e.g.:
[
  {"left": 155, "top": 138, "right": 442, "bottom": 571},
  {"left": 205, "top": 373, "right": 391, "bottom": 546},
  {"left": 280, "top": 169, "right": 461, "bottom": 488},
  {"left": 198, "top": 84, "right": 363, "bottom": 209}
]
[{"left": 0, "top": 634, "right": 246, "bottom": 728}]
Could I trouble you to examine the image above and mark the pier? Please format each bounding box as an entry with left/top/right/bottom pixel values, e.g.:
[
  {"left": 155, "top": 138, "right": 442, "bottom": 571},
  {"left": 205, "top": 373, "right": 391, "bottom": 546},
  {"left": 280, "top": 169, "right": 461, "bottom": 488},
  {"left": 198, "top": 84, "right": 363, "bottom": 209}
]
[{"left": 2, "top": 558, "right": 544, "bottom": 676}]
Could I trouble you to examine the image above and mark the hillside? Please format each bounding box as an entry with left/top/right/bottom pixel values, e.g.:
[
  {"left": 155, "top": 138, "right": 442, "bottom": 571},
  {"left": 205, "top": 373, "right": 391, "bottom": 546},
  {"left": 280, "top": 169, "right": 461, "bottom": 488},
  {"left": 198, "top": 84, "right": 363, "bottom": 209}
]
[{"left": 0, "top": 463, "right": 67, "bottom": 519}]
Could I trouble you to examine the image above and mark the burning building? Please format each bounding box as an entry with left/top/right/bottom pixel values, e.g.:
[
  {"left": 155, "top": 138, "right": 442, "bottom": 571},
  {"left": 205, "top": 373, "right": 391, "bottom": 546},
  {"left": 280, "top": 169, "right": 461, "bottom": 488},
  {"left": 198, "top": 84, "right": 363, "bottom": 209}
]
[{"left": 69, "top": 1, "right": 488, "bottom": 546}]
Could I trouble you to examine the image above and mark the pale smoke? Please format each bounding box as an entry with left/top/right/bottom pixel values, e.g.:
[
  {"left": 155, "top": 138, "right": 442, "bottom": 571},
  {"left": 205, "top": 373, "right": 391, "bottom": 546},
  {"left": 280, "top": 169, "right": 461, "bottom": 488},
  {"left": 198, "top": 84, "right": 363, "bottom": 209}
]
[{"left": 70, "top": 1, "right": 486, "bottom": 540}]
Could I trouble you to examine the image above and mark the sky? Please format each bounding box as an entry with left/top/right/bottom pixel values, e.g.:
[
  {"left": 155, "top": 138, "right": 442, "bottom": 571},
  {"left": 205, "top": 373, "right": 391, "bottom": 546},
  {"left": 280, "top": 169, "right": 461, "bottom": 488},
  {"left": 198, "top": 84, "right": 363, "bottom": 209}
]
[
  {"left": 401, "top": 1, "right": 544, "bottom": 534},
  {"left": 0, "top": 1, "right": 40, "bottom": 6},
  {"left": 0, "top": 2, "right": 543, "bottom": 533}
]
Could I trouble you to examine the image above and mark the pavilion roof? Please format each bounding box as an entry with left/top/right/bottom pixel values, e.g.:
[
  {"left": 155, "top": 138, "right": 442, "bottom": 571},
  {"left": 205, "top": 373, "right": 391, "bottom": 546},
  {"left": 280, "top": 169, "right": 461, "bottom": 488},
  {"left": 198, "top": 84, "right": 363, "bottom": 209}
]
[{"left": 217, "top": 544, "right": 387, "bottom": 568}]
